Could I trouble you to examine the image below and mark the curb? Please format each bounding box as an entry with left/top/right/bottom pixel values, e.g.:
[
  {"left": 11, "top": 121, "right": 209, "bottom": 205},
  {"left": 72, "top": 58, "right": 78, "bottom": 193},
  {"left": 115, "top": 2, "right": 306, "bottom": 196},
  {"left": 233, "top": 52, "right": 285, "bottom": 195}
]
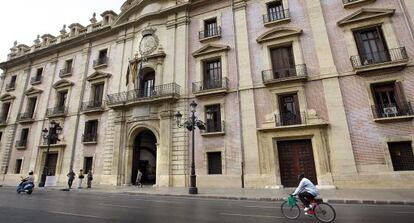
[{"left": 124, "top": 192, "right": 414, "bottom": 206}]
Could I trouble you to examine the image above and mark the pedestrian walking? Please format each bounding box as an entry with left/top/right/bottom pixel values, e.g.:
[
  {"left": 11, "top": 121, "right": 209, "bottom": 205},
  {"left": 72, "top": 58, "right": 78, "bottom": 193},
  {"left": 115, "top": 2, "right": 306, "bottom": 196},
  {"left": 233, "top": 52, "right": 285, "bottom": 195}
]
[
  {"left": 87, "top": 171, "right": 93, "bottom": 189},
  {"left": 78, "top": 169, "right": 84, "bottom": 189},
  {"left": 67, "top": 169, "right": 76, "bottom": 189},
  {"left": 136, "top": 169, "right": 143, "bottom": 187}
]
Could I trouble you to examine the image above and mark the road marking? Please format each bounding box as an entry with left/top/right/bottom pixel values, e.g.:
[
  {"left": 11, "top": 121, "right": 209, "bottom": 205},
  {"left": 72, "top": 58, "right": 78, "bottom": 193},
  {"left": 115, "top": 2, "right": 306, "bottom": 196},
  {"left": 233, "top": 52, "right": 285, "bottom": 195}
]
[
  {"left": 135, "top": 198, "right": 182, "bottom": 204},
  {"left": 244, "top": 205, "right": 278, "bottom": 209},
  {"left": 220, "top": 213, "right": 285, "bottom": 219},
  {"left": 47, "top": 211, "right": 106, "bottom": 219},
  {"left": 99, "top": 203, "right": 143, "bottom": 209}
]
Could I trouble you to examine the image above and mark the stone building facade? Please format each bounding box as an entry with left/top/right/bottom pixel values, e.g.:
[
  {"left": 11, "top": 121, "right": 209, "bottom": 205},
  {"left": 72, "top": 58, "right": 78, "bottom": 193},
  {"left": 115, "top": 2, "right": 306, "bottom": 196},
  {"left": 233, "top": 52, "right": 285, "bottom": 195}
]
[{"left": 0, "top": 0, "right": 413, "bottom": 189}]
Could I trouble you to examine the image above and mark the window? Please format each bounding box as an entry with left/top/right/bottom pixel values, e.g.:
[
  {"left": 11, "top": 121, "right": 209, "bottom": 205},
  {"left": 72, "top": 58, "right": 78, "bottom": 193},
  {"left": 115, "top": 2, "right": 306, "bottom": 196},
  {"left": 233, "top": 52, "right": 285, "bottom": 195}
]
[
  {"left": 92, "top": 83, "right": 104, "bottom": 104},
  {"left": 57, "top": 91, "right": 68, "bottom": 107},
  {"left": 35, "top": 68, "right": 43, "bottom": 81},
  {"left": 388, "top": 142, "right": 414, "bottom": 171},
  {"left": 0, "top": 131, "right": 3, "bottom": 142},
  {"left": 26, "top": 97, "right": 37, "bottom": 117},
  {"left": 99, "top": 49, "right": 107, "bottom": 60},
  {"left": 278, "top": 94, "right": 301, "bottom": 126},
  {"left": 205, "top": 104, "right": 222, "bottom": 132},
  {"left": 139, "top": 72, "right": 155, "bottom": 97},
  {"left": 95, "top": 49, "right": 108, "bottom": 67},
  {"left": 267, "top": 1, "right": 285, "bottom": 22},
  {"left": 84, "top": 120, "right": 98, "bottom": 142},
  {"left": 20, "top": 128, "right": 29, "bottom": 144},
  {"left": 64, "top": 59, "right": 73, "bottom": 73},
  {"left": 353, "top": 27, "right": 389, "bottom": 65},
  {"left": 204, "top": 18, "right": 218, "bottom": 38},
  {"left": 270, "top": 46, "right": 296, "bottom": 78},
  {"left": 14, "top": 159, "right": 23, "bottom": 174},
  {"left": 203, "top": 59, "right": 222, "bottom": 90},
  {"left": 7, "top": 75, "right": 17, "bottom": 89},
  {"left": 1, "top": 102, "right": 11, "bottom": 122},
  {"left": 371, "top": 82, "right": 412, "bottom": 118},
  {"left": 207, "top": 152, "right": 222, "bottom": 174}
]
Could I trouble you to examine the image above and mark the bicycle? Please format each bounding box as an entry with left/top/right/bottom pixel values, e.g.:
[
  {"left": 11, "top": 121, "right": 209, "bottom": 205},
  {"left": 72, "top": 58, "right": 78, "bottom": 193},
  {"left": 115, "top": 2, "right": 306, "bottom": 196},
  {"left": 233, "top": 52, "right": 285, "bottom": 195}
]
[{"left": 281, "top": 195, "right": 336, "bottom": 223}]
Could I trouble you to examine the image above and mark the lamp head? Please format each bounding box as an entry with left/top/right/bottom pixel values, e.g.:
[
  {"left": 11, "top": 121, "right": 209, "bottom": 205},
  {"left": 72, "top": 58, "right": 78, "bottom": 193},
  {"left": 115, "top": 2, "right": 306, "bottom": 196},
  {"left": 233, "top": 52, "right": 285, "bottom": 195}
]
[
  {"left": 42, "top": 128, "right": 48, "bottom": 138},
  {"left": 174, "top": 111, "right": 182, "bottom": 126},
  {"left": 55, "top": 124, "right": 63, "bottom": 134},
  {"left": 190, "top": 101, "right": 197, "bottom": 112},
  {"left": 206, "top": 108, "right": 213, "bottom": 121}
]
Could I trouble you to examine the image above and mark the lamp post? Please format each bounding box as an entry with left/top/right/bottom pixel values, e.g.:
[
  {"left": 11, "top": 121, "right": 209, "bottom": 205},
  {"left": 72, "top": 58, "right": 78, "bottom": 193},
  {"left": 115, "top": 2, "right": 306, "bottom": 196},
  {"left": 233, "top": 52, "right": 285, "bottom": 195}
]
[
  {"left": 174, "top": 101, "right": 213, "bottom": 194},
  {"left": 38, "top": 120, "right": 62, "bottom": 187}
]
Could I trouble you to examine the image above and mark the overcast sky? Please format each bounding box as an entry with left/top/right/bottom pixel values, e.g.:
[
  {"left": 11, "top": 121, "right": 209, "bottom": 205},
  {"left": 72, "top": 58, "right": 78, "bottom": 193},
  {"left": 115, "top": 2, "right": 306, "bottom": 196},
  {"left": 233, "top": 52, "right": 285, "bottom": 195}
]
[{"left": 0, "top": 0, "right": 124, "bottom": 63}]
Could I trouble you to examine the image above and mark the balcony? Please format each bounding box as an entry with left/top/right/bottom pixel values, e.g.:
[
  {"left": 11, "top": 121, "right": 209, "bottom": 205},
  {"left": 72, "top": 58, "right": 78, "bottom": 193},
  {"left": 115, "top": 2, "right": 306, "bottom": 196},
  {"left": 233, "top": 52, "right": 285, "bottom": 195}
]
[
  {"left": 350, "top": 47, "right": 408, "bottom": 73},
  {"left": 81, "top": 101, "right": 104, "bottom": 114},
  {"left": 263, "top": 10, "right": 290, "bottom": 26},
  {"left": 202, "top": 121, "right": 225, "bottom": 137},
  {"left": 0, "top": 116, "right": 7, "bottom": 126},
  {"left": 262, "top": 64, "right": 307, "bottom": 85},
  {"left": 59, "top": 67, "right": 72, "bottom": 77},
  {"left": 5, "top": 82, "right": 15, "bottom": 91},
  {"left": 30, "top": 76, "right": 42, "bottom": 85},
  {"left": 371, "top": 102, "right": 414, "bottom": 122},
  {"left": 15, "top": 140, "right": 27, "bottom": 150},
  {"left": 342, "top": 0, "right": 376, "bottom": 8},
  {"left": 17, "top": 112, "right": 35, "bottom": 123},
  {"left": 107, "top": 83, "right": 181, "bottom": 108},
  {"left": 46, "top": 106, "right": 68, "bottom": 118},
  {"left": 82, "top": 133, "right": 98, "bottom": 144},
  {"left": 192, "top": 78, "right": 229, "bottom": 97},
  {"left": 93, "top": 57, "right": 108, "bottom": 69},
  {"left": 199, "top": 27, "right": 221, "bottom": 41},
  {"left": 275, "top": 112, "right": 306, "bottom": 127}
]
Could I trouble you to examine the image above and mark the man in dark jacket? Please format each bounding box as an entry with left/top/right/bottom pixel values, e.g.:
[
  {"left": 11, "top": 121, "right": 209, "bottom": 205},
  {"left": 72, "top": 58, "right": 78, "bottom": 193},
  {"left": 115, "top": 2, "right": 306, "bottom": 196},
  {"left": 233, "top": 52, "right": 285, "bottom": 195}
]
[{"left": 67, "top": 169, "right": 75, "bottom": 189}]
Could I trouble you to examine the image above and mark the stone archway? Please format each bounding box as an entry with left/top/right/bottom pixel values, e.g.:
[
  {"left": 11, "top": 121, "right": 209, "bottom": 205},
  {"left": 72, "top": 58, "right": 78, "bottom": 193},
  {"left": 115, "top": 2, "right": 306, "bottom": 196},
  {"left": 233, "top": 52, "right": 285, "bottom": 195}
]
[{"left": 131, "top": 130, "right": 157, "bottom": 185}]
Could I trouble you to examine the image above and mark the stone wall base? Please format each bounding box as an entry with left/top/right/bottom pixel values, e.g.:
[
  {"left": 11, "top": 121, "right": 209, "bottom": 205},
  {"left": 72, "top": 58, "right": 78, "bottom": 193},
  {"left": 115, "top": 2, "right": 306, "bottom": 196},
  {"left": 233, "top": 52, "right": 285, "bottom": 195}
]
[{"left": 333, "top": 172, "right": 414, "bottom": 189}]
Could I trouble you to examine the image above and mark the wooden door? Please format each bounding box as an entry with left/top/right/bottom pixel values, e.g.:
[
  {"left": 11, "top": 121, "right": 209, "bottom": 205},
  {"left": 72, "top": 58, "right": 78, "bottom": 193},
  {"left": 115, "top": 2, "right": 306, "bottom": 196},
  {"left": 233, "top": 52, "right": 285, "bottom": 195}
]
[
  {"left": 46, "top": 153, "right": 58, "bottom": 176},
  {"left": 277, "top": 140, "right": 317, "bottom": 187}
]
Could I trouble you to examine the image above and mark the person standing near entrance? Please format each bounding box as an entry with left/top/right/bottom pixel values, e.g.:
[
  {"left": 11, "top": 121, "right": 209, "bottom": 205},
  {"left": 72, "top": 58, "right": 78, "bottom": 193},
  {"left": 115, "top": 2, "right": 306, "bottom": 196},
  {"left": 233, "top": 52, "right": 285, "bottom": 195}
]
[
  {"left": 136, "top": 169, "right": 143, "bottom": 187},
  {"left": 87, "top": 171, "right": 93, "bottom": 189},
  {"left": 67, "top": 169, "right": 75, "bottom": 189},
  {"left": 77, "top": 169, "right": 84, "bottom": 189}
]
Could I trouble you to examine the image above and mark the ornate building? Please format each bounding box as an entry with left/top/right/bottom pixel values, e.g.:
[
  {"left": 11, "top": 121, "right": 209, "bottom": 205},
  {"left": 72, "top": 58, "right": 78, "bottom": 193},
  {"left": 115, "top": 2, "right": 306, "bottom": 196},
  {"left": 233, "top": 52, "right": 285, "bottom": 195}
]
[{"left": 0, "top": 0, "right": 413, "bottom": 189}]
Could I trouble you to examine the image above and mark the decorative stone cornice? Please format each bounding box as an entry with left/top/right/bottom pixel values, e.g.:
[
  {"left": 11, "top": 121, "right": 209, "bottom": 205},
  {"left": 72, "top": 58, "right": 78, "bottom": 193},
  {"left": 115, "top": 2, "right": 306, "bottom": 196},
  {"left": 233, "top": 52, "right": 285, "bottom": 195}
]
[
  {"left": 192, "top": 44, "right": 230, "bottom": 57},
  {"left": 0, "top": 93, "right": 15, "bottom": 101},
  {"left": 86, "top": 71, "right": 112, "bottom": 82},
  {"left": 233, "top": 0, "right": 247, "bottom": 11},
  {"left": 337, "top": 8, "right": 395, "bottom": 27},
  {"left": 25, "top": 87, "right": 43, "bottom": 96},
  {"left": 256, "top": 27, "right": 302, "bottom": 43},
  {"left": 53, "top": 79, "right": 75, "bottom": 89}
]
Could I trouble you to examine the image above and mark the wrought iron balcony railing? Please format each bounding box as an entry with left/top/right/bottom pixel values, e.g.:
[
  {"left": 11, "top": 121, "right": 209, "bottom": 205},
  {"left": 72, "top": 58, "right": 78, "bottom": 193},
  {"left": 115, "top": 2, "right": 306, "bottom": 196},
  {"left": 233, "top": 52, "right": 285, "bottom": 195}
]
[
  {"left": 206, "top": 120, "right": 225, "bottom": 133},
  {"left": 192, "top": 78, "right": 229, "bottom": 94},
  {"left": 46, "top": 106, "right": 68, "bottom": 117},
  {"left": 350, "top": 47, "right": 408, "bottom": 69},
  {"left": 275, "top": 112, "right": 306, "bottom": 127},
  {"left": 371, "top": 102, "right": 413, "bottom": 119},
  {"left": 263, "top": 9, "right": 290, "bottom": 24},
  {"left": 106, "top": 83, "right": 181, "bottom": 106},
  {"left": 17, "top": 112, "right": 34, "bottom": 122},
  {"left": 6, "top": 82, "right": 16, "bottom": 90},
  {"left": 82, "top": 133, "right": 98, "bottom": 143},
  {"left": 81, "top": 101, "right": 103, "bottom": 112},
  {"left": 15, "top": 140, "right": 27, "bottom": 148},
  {"left": 30, "top": 76, "right": 42, "bottom": 84},
  {"left": 93, "top": 57, "right": 108, "bottom": 68},
  {"left": 199, "top": 26, "right": 221, "bottom": 39},
  {"left": 262, "top": 64, "right": 307, "bottom": 83},
  {"left": 59, "top": 67, "right": 72, "bottom": 77}
]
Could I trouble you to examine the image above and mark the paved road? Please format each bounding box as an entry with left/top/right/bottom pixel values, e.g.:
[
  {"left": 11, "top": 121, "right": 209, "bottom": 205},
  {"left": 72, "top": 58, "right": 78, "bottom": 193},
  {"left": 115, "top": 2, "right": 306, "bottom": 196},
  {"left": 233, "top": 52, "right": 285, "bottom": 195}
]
[{"left": 0, "top": 187, "right": 413, "bottom": 223}]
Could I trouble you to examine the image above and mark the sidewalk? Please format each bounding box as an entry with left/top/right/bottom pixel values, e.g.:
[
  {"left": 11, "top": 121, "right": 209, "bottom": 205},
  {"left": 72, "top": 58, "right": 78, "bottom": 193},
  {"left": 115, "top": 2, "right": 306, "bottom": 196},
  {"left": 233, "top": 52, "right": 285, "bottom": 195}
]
[{"left": 3, "top": 183, "right": 413, "bottom": 206}]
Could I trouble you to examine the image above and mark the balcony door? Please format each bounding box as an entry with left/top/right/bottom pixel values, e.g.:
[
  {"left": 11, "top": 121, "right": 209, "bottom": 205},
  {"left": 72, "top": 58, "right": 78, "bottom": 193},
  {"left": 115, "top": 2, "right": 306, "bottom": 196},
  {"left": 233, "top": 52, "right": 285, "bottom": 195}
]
[
  {"left": 92, "top": 83, "right": 104, "bottom": 106},
  {"left": 354, "top": 27, "right": 390, "bottom": 65},
  {"left": 372, "top": 82, "right": 408, "bottom": 117},
  {"left": 278, "top": 94, "right": 301, "bottom": 126},
  {"left": 203, "top": 59, "right": 222, "bottom": 90},
  {"left": 27, "top": 97, "right": 37, "bottom": 117},
  {"left": 1, "top": 102, "right": 11, "bottom": 121},
  {"left": 267, "top": 1, "right": 285, "bottom": 21},
  {"left": 270, "top": 46, "right": 295, "bottom": 78},
  {"left": 139, "top": 71, "right": 155, "bottom": 97},
  {"left": 204, "top": 18, "right": 218, "bottom": 38},
  {"left": 57, "top": 91, "right": 68, "bottom": 108}
]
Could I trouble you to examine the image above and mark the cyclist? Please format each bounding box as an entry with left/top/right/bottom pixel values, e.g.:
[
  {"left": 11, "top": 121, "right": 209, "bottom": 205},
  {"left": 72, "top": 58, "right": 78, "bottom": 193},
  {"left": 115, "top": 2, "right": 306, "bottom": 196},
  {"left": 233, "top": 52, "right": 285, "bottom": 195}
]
[{"left": 291, "top": 173, "right": 319, "bottom": 214}]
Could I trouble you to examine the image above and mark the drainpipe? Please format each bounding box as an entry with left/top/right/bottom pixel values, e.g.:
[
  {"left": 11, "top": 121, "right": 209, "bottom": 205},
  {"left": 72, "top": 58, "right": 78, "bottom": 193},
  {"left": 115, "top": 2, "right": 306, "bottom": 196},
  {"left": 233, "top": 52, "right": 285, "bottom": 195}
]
[
  {"left": 69, "top": 41, "right": 92, "bottom": 170},
  {"left": 231, "top": 0, "right": 246, "bottom": 188}
]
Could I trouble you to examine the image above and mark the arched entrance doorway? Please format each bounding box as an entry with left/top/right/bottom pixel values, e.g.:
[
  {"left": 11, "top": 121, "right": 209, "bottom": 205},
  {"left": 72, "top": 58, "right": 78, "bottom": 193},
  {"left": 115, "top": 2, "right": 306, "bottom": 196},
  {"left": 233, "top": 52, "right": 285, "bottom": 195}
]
[{"left": 131, "top": 130, "right": 157, "bottom": 185}]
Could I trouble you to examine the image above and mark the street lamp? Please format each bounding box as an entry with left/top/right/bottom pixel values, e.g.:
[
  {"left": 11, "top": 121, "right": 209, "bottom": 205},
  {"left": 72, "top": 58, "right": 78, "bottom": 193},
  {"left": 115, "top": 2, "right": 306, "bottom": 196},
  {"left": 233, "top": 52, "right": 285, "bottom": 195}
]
[
  {"left": 175, "top": 101, "right": 213, "bottom": 194},
  {"left": 38, "top": 120, "right": 62, "bottom": 187}
]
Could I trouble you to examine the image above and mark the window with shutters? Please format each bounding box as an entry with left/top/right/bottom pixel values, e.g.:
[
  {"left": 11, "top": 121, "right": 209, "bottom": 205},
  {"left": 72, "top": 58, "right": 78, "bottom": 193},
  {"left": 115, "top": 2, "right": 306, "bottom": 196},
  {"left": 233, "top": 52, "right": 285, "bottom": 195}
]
[
  {"left": 388, "top": 142, "right": 414, "bottom": 171},
  {"left": 203, "top": 59, "right": 222, "bottom": 90},
  {"left": 16, "top": 128, "right": 29, "bottom": 148},
  {"left": 14, "top": 159, "right": 22, "bottom": 174},
  {"left": 207, "top": 152, "right": 222, "bottom": 174},
  {"left": 266, "top": 1, "right": 286, "bottom": 22},
  {"left": 57, "top": 91, "right": 68, "bottom": 107},
  {"left": 0, "top": 102, "right": 11, "bottom": 123},
  {"left": 205, "top": 104, "right": 222, "bottom": 133},
  {"left": 26, "top": 97, "right": 37, "bottom": 118},
  {"left": 83, "top": 120, "right": 98, "bottom": 143},
  {"left": 269, "top": 46, "right": 297, "bottom": 79},
  {"left": 371, "top": 82, "right": 413, "bottom": 119},
  {"left": 353, "top": 27, "right": 390, "bottom": 66},
  {"left": 92, "top": 83, "right": 104, "bottom": 105},
  {"left": 200, "top": 18, "right": 220, "bottom": 39},
  {"left": 277, "top": 93, "right": 301, "bottom": 126}
]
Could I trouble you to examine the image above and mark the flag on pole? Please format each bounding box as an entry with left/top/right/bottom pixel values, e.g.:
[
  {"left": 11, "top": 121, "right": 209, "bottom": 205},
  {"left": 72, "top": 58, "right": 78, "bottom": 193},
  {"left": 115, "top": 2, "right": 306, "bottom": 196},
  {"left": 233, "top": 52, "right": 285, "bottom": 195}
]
[
  {"left": 131, "top": 61, "right": 137, "bottom": 84},
  {"left": 125, "top": 62, "right": 131, "bottom": 86}
]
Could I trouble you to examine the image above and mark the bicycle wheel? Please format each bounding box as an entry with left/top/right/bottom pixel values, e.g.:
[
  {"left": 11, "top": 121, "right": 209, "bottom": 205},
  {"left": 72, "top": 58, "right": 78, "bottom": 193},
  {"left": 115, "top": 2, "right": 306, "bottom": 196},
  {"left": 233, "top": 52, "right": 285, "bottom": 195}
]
[
  {"left": 281, "top": 201, "right": 301, "bottom": 220},
  {"left": 313, "top": 203, "right": 336, "bottom": 223}
]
